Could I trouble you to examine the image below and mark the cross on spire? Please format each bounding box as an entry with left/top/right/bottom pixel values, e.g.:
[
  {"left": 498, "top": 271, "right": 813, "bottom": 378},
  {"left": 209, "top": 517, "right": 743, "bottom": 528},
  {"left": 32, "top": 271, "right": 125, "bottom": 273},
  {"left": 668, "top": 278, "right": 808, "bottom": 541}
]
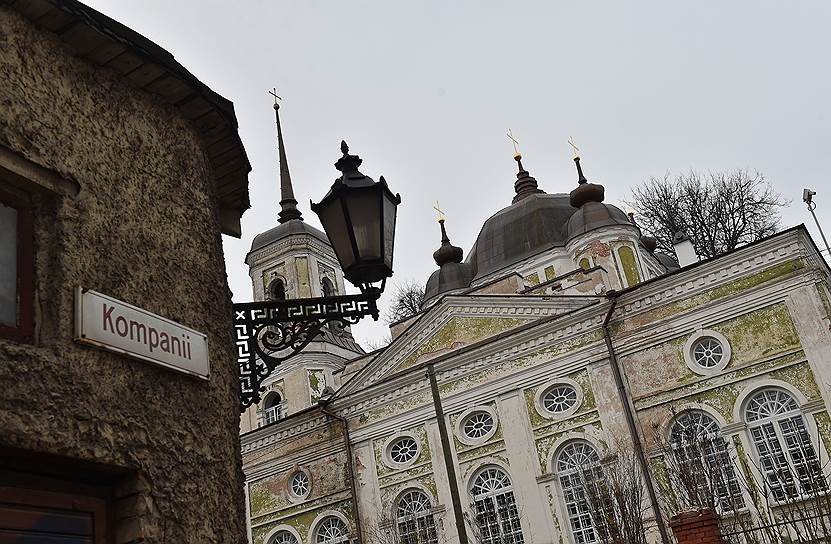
[
  {"left": 568, "top": 136, "right": 580, "bottom": 159},
  {"left": 507, "top": 129, "right": 521, "bottom": 159},
  {"left": 433, "top": 201, "right": 446, "bottom": 223}
]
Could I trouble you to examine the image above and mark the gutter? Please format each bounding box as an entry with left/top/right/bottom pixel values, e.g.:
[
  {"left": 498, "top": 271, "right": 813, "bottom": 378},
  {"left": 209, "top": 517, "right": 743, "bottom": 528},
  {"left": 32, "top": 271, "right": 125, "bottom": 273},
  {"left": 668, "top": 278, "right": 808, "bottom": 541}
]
[
  {"left": 319, "top": 402, "right": 363, "bottom": 544},
  {"left": 602, "top": 290, "right": 670, "bottom": 544}
]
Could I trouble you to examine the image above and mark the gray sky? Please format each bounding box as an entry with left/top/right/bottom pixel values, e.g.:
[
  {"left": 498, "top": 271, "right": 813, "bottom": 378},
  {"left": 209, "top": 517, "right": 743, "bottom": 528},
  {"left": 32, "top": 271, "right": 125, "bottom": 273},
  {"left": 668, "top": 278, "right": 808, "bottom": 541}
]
[{"left": 87, "top": 1, "right": 831, "bottom": 347}]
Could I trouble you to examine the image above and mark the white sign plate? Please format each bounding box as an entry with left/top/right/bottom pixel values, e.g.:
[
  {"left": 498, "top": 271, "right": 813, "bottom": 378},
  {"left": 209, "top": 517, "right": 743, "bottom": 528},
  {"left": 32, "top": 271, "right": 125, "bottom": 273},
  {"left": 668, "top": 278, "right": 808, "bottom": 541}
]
[{"left": 74, "top": 287, "right": 209, "bottom": 379}]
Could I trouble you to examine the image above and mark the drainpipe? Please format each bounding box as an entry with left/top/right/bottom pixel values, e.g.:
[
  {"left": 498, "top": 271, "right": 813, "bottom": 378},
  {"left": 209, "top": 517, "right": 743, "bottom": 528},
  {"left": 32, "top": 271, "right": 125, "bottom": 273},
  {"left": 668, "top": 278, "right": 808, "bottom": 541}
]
[
  {"left": 426, "top": 363, "right": 469, "bottom": 544},
  {"left": 602, "top": 291, "right": 671, "bottom": 544},
  {"left": 320, "top": 403, "right": 364, "bottom": 544}
]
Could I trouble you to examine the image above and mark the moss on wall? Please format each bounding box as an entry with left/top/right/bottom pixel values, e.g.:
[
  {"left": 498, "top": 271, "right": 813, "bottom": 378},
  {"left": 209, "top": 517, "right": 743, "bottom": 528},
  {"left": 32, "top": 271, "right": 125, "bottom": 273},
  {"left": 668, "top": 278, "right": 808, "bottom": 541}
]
[
  {"left": 253, "top": 499, "right": 354, "bottom": 544},
  {"left": 616, "top": 259, "right": 804, "bottom": 334},
  {"left": 527, "top": 273, "right": 541, "bottom": 285},
  {"left": 396, "top": 316, "right": 527, "bottom": 373},
  {"left": 624, "top": 303, "right": 802, "bottom": 399},
  {"left": 545, "top": 265, "right": 557, "bottom": 281},
  {"left": 374, "top": 424, "right": 431, "bottom": 479},
  {"left": 524, "top": 369, "right": 597, "bottom": 430},
  {"left": 308, "top": 369, "right": 326, "bottom": 404}
]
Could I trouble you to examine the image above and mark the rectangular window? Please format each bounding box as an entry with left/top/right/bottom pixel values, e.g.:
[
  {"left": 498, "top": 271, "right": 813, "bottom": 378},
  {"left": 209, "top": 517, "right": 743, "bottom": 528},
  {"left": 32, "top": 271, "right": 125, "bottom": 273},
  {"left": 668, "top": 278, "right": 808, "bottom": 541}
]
[{"left": 0, "top": 187, "right": 34, "bottom": 342}]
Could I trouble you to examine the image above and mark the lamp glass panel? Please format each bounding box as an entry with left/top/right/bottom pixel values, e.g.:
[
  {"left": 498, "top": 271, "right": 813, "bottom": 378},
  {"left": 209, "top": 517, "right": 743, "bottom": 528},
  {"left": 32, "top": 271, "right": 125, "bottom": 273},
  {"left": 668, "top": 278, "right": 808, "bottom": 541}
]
[
  {"left": 317, "top": 200, "right": 355, "bottom": 271},
  {"left": 383, "top": 194, "right": 397, "bottom": 270},
  {"left": 345, "top": 191, "right": 381, "bottom": 261}
]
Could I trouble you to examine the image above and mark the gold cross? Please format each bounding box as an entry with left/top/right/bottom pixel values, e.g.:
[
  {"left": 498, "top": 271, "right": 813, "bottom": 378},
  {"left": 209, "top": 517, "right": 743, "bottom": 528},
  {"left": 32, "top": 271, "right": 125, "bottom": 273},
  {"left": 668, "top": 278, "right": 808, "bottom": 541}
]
[
  {"left": 268, "top": 87, "right": 282, "bottom": 105},
  {"left": 567, "top": 136, "right": 580, "bottom": 159},
  {"left": 506, "top": 129, "right": 521, "bottom": 157},
  {"left": 433, "top": 201, "right": 446, "bottom": 223}
]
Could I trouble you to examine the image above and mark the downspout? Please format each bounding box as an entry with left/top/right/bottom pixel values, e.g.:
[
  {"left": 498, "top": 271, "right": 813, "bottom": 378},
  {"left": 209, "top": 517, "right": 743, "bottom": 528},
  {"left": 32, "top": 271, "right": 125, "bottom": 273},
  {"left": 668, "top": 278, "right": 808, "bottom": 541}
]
[
  {"left": 602, "top": 291, "right": 670, "bottom": 544},
  {"left": 320, "top": 403, "right": 364, "bottom": 544},
  {"left": 426, "top": 363, "right": 469, "bottom": 544}
]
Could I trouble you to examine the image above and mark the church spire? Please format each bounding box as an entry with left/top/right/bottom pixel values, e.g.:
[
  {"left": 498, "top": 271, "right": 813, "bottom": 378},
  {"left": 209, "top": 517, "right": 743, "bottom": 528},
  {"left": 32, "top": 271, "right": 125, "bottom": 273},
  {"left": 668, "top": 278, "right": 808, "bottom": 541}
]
[{"left": 270, "top": 91, "right": 302, "bottom": 224}]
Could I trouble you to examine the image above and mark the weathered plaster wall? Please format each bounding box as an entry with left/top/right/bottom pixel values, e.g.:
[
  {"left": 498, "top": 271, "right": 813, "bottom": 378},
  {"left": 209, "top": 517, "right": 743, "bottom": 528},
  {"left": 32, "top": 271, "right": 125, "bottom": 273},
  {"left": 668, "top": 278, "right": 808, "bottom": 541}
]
[{"left": 0, "top": 8, "right": 245, "bottom": 542}]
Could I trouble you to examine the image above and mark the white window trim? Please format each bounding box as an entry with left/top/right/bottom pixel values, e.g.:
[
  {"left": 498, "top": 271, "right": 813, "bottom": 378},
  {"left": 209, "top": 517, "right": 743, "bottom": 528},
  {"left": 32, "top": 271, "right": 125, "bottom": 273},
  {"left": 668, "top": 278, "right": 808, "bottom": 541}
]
[
  {"left": 286, "top": 467, "right": 312, "bottom": 502},
  {"left": 456, "top": 406, "right": 499, "bottom": 446},
  {"left": 534, "top": 377, "right": 584, "bottom": 420},
  {"left": 683, "top": 329, "right": 732, "bottom": 376},
  {"left": 309, "top": 511, "right": 352, "bottom": 544},
  {"left": 382, "top": 432, "right": 423, "bottom": 470},
  {"left": 736, "top": 384, "right": 830, "bottom": 503},
  {"left": 263, "top": 525, "right": 302, "bottom": 544}
]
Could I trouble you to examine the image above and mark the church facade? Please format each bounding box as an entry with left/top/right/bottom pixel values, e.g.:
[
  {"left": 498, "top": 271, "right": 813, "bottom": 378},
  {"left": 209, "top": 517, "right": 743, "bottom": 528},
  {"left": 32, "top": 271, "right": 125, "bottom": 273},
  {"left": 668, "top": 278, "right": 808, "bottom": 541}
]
[{"left": 240, "top": 114, "right": 831, "bottom": 544}]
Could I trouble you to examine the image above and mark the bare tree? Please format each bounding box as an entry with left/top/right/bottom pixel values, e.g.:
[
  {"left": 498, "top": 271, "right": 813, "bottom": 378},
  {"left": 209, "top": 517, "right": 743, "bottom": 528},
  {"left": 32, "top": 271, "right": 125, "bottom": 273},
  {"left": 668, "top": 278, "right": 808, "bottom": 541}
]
[
  {"left": 385, "top": 280, "right": 426, "bottom": 325},
  {"left": 581, "top": 452, "right": 650, "bottom": 544},
  {"left": 628, "top": 170, "right": 789, "bottom": 260}
]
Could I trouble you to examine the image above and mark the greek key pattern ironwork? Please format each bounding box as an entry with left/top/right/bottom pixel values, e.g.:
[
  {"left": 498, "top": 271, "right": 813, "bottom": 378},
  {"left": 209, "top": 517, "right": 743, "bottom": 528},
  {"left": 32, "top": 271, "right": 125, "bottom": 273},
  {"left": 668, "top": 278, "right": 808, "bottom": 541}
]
[{"left": 235, "top": 291, "right": 379, "bottom": 411}]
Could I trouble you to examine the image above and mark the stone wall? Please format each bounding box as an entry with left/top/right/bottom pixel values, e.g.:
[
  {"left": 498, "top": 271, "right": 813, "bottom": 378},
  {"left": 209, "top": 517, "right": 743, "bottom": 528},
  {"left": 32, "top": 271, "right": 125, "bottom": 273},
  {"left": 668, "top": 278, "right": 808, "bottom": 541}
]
[{"left": 0, "top": 7, "right": 246, "bottom": 542}]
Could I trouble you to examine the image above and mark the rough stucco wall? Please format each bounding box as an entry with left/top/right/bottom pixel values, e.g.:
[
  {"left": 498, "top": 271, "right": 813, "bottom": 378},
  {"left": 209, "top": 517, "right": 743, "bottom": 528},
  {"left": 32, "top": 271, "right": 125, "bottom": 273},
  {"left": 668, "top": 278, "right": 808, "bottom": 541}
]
[{"left": 0, "top": 8, "right": 245, "bottom": 542}]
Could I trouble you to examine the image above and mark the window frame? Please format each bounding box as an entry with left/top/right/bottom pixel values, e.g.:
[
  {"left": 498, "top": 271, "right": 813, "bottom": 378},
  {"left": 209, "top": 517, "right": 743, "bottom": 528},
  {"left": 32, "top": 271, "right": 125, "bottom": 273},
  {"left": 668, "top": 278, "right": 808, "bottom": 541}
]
[
  {"left": 0, "top": 186, "right": 34, "bottom": 343},
  {"left": 743, "top": 388, "right": 827, "bottom": 502}
]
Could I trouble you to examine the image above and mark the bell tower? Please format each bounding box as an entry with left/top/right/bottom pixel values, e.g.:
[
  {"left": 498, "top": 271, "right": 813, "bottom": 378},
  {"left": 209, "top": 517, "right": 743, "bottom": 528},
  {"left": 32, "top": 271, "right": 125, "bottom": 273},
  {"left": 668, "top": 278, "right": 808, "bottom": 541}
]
[{"left": 239, "top": 97, "right": 365, "bottom": 433}]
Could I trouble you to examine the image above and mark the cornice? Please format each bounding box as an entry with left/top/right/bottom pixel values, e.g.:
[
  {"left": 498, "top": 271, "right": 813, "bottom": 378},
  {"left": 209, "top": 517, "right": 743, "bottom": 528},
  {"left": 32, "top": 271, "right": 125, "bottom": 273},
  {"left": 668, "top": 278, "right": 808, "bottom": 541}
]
[
  {"left": 346, "top": 295, "right": 597, "bottom": 393},
  {"left": 248, "top": 235, "right": 337, "bottom": 267}
]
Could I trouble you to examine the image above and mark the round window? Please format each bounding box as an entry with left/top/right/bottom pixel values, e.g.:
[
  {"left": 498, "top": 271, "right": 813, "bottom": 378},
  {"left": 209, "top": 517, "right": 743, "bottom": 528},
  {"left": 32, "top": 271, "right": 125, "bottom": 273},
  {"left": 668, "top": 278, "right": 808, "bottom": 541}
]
[
  {"left": 389, "top": 436, "right": 419, "bottom": 465},
  {"left": 542, "top": 384, "right": 578, "bottom": 414},
  {"left": 683, "top": 330, "right": 731, "bottom": 376},
  {"left": 288, "top": 470, "right": 310, "bottom": 498},
  {"left": 462, "top": 411, "right": 495, "bottom": 441},
  {"left": 692, "top": 337, "right": 724, "bottom": 368}
]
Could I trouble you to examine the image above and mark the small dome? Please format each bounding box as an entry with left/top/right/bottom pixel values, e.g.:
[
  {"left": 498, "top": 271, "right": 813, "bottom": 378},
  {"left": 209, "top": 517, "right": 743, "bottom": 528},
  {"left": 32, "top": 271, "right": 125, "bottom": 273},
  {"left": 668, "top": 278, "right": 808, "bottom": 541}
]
[
  {"left": 424, "top": 262, "right": 476, "bottom": 303},
  {"left": 640, "top": 235, "right": 658, "bottom": 252},
  {"left": 655, "top": 252, "right": 680, "bottom": 270},
  {"left": 467, "top": 193, "right": 577, "bottom": 280},
  {"left": 566, "top": 201, "right": 634, "bottom": 241},
  {"left": 250, "top": 219, "right": 329, "bottom": 253}
]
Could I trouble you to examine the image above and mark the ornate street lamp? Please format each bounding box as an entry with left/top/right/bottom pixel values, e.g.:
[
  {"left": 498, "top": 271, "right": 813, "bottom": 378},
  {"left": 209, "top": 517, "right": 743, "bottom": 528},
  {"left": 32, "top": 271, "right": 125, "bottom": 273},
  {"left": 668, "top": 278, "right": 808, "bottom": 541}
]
[{"left": 234, "top": 141, "right": 401, "bottom": 411}]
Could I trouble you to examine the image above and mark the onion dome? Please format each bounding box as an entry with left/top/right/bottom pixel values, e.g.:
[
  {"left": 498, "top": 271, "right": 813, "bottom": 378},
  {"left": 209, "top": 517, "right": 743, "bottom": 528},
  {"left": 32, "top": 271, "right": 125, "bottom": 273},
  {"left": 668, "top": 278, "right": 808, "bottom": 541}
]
[
  {"left": 640, "top": 235, "right": 658, "bottom": 252},
  {"left": 565, "top": 155, "right": 634, "bottom": 241},
  {"left": 433, "top": 219, "right": 463, "bottom": 265},
  {"left": 467, "top": 152, "right": 576, "bottom": 280},
  {"left": 654, "top": 252, "right": 680, "bottom": 270},
  {"left": 424, "top": 219, "right": 475, "bottom": 304}
]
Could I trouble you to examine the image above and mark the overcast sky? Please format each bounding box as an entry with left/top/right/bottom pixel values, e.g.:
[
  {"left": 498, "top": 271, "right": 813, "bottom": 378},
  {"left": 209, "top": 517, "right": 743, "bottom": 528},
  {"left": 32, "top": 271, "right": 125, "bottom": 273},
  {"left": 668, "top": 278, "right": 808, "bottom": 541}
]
[{"left": 87, "top": 1, "right": 831, "bottom": 347}]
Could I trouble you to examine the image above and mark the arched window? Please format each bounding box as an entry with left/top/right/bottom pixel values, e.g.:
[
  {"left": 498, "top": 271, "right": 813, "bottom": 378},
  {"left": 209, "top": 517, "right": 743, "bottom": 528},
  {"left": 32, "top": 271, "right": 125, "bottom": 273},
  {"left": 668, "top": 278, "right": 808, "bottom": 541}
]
[
  {"left": 269, "top": 278, "right": 286, "bottom": 301},
  {"left": 261, "top": 392, "right": 283, "bottom": 425},
  {"left": 556, "top": 441, "right": 603, "bottom": 544},
  {"left": 396, "top": 489, "right": 438, "bottom": 544},
  {"left": 744, "top": 389, "right": 826, "bottom": 501},
  {"left": 321, "top": 277, "right": 336, "bottom": 298},
  {"left": 268, "top": 530, "right": 298, "bottom": 544},
  {"left": 470, "top": 467, "right": 524, "bottom": 544},
  {"left": 314, "top": 516, "right": 349, "bottom": 544},
  {"left": 669, "top": 411, "right": 745, "bottom": 511}
]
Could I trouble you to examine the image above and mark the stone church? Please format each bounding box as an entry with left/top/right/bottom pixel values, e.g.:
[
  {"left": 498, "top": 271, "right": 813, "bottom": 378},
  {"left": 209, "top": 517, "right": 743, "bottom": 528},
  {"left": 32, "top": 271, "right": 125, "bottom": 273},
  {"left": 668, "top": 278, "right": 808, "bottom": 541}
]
[{"left": 240, "top": 108, "right": 831, "bottom": 544}]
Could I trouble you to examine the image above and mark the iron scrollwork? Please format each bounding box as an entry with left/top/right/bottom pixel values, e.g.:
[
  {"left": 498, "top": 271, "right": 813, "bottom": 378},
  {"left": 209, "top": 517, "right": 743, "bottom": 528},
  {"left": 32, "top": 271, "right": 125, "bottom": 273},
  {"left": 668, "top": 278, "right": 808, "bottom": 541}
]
[{"left": 235, "top": 290, "right": 379, "bottom": 411}]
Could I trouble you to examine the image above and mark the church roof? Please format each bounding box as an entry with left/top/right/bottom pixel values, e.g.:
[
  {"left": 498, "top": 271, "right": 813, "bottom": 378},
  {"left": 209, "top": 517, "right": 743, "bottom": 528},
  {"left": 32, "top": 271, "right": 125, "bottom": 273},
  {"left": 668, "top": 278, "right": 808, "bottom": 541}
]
[
  {"left": 467, "top": 193, "right": 577, "bottom": 280},
  {"left": 565, "top": 200, "right": 633, "bottom": 239},
  {"left": 249, "top": 219, "right": 329, "bottom": 253}
]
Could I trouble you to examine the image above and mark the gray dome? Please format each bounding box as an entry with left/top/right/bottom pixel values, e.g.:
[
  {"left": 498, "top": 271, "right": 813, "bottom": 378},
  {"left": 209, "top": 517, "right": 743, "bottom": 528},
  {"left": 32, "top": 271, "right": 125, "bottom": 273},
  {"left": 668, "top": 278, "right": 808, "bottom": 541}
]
[
  {"left": 467, "top": 193, "right": 577, "bottom": 280},
  {"left": 654, "top": 252, "right": 680, "bottom": 270},
  {"left": 250, "top": 219, "right": 329, "bottom": 253},
  {"left": 424, "top": 262, "right": 476, "bottom": 303},
  {"left": 565, "top": 201, "right": 634, "bottom": 241}
]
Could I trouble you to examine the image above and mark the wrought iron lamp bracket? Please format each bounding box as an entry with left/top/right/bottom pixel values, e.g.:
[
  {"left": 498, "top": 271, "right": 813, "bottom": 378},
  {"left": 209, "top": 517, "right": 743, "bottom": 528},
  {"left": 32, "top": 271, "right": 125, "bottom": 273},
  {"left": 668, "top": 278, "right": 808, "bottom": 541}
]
[{"left": 234, "top": 290, "right": 379, "bottom": 411}]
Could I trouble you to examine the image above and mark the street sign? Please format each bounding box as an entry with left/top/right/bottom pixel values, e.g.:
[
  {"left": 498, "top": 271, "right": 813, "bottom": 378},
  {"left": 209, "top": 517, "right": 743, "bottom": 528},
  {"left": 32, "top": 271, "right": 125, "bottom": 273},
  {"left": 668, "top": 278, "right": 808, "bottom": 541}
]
[{"left": 74, "top": 287, "right": 209, "bottom": 379}]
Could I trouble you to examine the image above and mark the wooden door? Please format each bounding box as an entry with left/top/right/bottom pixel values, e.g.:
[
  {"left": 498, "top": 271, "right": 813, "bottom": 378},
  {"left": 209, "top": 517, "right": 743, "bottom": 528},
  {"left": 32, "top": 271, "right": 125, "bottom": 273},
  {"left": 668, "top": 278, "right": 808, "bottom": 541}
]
[{"left": 0, "top": 486, "right": 107, "bottom": 544}]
